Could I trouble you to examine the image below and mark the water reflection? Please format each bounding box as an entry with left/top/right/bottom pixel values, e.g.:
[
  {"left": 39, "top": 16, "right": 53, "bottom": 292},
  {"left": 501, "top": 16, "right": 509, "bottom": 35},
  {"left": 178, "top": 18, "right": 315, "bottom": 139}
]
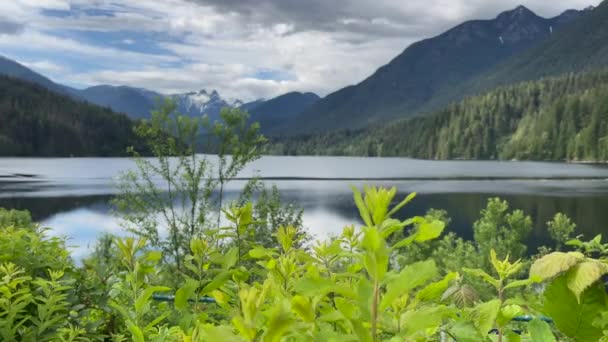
[{"left": 2, "top": 188, "right": 608, "bottom": 259}]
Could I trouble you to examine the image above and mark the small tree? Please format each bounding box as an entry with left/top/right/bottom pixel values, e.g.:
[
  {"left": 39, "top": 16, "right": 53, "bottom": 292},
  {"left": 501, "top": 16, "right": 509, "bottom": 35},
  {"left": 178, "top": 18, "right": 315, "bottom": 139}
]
[
  {"left": 113, "top": 100, "right": 265, "bottom": 270},
  {"left": 546, "top": 213, "right": 576, "bottom": 249}
]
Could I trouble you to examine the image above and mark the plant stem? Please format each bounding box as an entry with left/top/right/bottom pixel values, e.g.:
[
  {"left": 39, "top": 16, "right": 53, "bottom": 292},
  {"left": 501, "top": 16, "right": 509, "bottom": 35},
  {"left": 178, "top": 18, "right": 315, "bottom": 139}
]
[{"left": 372, "top": 279, "right": 379, "bottom": 342}]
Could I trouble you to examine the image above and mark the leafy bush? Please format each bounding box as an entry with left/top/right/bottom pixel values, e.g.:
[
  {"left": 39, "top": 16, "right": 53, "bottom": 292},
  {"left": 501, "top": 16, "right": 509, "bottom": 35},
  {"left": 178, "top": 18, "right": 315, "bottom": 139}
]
[{"left": 3, "top": 186, "right": 608, "bottom": 341}]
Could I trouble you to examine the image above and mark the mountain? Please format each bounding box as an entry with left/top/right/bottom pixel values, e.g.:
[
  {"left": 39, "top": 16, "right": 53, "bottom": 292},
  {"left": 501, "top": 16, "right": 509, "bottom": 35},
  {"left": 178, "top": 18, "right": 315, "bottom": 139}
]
[
  {"left": 0, "top": 75, "right": 144, "bottom": 157},
  {"left": 458, "top": 2, "right": 607, "bottom": 97},
  {"left": 0, "top": 55, "right": 79, "bottom": 98},
  {"left": 283, "top": 5, "right": 586, "bottom": 135},
  {"left": 169, "top": 89, "right": 243, "bottom": 122},
  {"left": 270, "top": 70, "right": 608, "bottom": 161},
  {"left": 240, "top": 99, "right": 266, "bottom": 112},
  {"left": 246, "top": 92, "right": 320, "bottom": 134},
  {"left": 80, "top": 85, "right": 161, "bottom": 119}
]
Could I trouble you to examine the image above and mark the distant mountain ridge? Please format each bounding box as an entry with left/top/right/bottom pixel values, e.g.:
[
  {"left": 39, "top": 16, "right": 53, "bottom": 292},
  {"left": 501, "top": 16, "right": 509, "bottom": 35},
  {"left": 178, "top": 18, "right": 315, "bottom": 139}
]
[
  {"left": 282, "top": 5, "right": 589, "bottom": 135},
  {"left": 0, "top": 55, "right": 321, "bottom": 124},
  {"left": 0, "top": 56, "right": 80, "bottom": 99},
  {"left": 247, "top": 92, "right": 320, "bottom": 135}
]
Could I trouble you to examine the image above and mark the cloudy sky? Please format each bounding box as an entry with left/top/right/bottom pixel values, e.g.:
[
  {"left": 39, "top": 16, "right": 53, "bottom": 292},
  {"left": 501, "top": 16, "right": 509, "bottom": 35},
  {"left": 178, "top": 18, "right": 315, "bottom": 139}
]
[{"left": 0, "top": 0, "right": 601, "bottom": 101}]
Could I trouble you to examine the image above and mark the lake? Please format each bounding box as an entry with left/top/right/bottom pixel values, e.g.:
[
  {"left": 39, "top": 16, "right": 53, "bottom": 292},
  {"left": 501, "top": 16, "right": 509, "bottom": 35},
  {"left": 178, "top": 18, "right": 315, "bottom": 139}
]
[{"left": 2, "top": 156, "right": 608, "bottom": 258}]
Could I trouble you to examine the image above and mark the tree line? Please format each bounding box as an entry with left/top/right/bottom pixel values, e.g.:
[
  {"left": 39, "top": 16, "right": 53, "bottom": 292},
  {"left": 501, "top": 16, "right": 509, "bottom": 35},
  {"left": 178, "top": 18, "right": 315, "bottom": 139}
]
[
  {"left": 0, "top": 75, "right": 146, "bottom": 156},
  {"left": 268, "top": 70, "right": 608, "bottom": 161}
]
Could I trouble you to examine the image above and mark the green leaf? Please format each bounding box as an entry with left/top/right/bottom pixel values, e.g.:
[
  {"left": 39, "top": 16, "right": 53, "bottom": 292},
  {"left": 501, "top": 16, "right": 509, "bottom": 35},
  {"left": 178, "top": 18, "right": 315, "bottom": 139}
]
[
  {"left": 496, "top": 304, "right": 523, "bottom": 327},
  {"left": 503, "top": 278, "right": 534, "bottom": 290},
  {"left": 566, "top": 261, "right": 608, "bottom": 302},
  {"left": 134, "top": 286, "right": 171, "bottom": 313},
  {"left": 248, "top": 247, "right": 275, "bottom": 259},
  {"left": 472, "top": 299, "right": 501, "bottom": 335},
  {"left": 201, "top": 270, "right": 231, "bottom": 294},
  {"left": 529, "top": 252, "right": 584, "bottom": 281},
  {"left": 291, "top": 295, "right": 314, "bottom": 322},
  {"left": 448, "top": 322, "right": 484, "bottom": 342},
  {"left": 380, "top": 260, "right": 438, "bottom": 311},
  {"left": 387, "top": 192, "right": 416, "bottom": 217},
  {"left": 263, "top": 304, "right": 295, "bottom": 342},
  {"left": 400, "top": 306, "right": 451, "bottom": 337},
  {"left": 222, "top": 247, "right": 239, "bottom": 269},
  {"left": 335, "top": 297, "right": 358, "bottom": 320},
  {"left": 528, "top": 318, "right": 557, "bottom": 342},
  {"left": 175, "top": 280, "right": 198, "bottom": 310},
  {"left": 413, "top": 219, "right": 445, "bottom": 242},
  {"left": 543, "top": 275, "right": 606, "bottom": 342},
  {"left": 352, "top": 186, "right": 373, "bottom": 227},
  {"left": 415, "top": 272, "right": 459, "bottom": 302},
  {"left": 463, "top": 268, "right": 499, "bottom": 288},
  {"left": 294, "top": 277, "right": 335, "bottom": 297},
  {"left": 126, "top": 321, "right": 145, "bottom": 342}
]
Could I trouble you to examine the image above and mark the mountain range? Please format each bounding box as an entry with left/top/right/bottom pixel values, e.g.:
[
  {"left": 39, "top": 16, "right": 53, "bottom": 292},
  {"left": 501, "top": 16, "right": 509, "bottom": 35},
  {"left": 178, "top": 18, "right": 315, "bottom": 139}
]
[
  {"left": 0, "top": 56, "right": 318, "bottom": 126},
  {"left": 281, "top": 5, "right": 593, "bottom": 134}
]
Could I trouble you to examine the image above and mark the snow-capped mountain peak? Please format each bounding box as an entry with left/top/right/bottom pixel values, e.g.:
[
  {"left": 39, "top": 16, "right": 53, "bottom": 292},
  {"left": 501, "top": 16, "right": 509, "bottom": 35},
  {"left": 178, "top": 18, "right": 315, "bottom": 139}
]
[{"left": 169, "top": 89, "right": 244, "bottom": 121}]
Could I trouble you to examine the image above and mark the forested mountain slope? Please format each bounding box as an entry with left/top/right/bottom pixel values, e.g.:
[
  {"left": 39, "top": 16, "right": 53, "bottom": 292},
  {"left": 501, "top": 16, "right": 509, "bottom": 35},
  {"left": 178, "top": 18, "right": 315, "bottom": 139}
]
[
  {"left": 247, "top": 92, "right": 320, "bottom": 134},
  {"left": 0, "top": 76, "right": 144, "bottom": 156},
  {"left": 436, "top": 0, "right": 608, "bottom": 111},
  {"left": 281, "top": 5, "right": 586, "bottom": 134},
  {"left": 269, "top": 71, "right": 608, "bottom": 161}
]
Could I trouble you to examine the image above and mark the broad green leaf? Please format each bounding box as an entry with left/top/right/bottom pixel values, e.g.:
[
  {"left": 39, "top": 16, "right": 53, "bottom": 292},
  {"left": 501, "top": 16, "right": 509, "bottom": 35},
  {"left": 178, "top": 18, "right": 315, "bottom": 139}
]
[
  {"left": 335, "top": 297, "right": 358, "bottom": 320},
  {"left": 361, "top": 227, "right": 383, "bottom": 252},
  {"left": 248, "top": 247, "right": 275, "bottom": 259},
  {"left": 448, "top": 322, "right": 483, "bottom": 342},
  {"left": 201, "top": 324, "right": 243, "bottom": 342},
  {"left": 126, "top": 321, "right": 145, "bottom": 342},
  {"left": 291, "top": 295, "right": 314, "bottom": 322},
  {"left": 400, "top": 306, "right": 452, "bottom": 337},
  {"left": 380, "top": 260, "right": 438, "bottom": 311},
  {"left": 222, "top": 247, "right": 239, "bottom": 269},
  {"left": 544, "top": 275, "right": 605, "bottom": 342},
  {"left": 472, "top": 299, "right": 501, "bottom": 335},
  {"left": 496, "top": 304, "right": 523, "bottom": 327},
  {"left": 263, "top": 304, "right": 295, "bottom": 342},
  {"left": 201, "top": 270, "right": 231, "bottom": 294},
  {"left": 566, "top": 261, "right": 608, "bottom": 302},
  {"left": 529, "top": 252, "right": 584, "bottom": 281},
  {"left": 528, "top": 318, "right": 556, "bottom": 342},
  {"left": 232, "top": 316, "right": 256, "bottom": 341},
  {"left": 415, "top": 272, "right": 458, "bottom": 302},
  {"left": 135, "top": 286, "right": 171, "bottom": 313},
  {"left": 294, "top": 277, "right": 335, "bottom": 297},
  {"left": 414, "top": 220, "right": 445, "bottom": 242},
  {"left": 175, "top": 279, "right": 198, "bottom": 310}
]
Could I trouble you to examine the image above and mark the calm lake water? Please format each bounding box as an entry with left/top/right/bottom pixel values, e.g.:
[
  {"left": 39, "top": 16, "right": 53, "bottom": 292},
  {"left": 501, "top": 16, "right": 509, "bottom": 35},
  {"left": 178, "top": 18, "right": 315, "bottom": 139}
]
[{"left": 2, "top": 156, "right": 608, "bottom": 258}]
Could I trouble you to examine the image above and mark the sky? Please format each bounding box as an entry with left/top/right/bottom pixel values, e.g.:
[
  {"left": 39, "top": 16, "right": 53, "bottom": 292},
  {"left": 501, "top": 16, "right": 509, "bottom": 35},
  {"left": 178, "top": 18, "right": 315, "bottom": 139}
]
[{"left": 0, "top": 0, "right": 602, "bottom": 101}]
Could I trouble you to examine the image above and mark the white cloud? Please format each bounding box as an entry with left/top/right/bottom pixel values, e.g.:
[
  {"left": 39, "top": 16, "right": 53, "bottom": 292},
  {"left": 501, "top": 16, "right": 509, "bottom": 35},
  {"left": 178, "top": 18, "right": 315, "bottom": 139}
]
[
  {"left": 0, "top": 0, "right": 602, "bottom": 101},
  {"left": 22, "top": 60, "right": 66, "bottom": 73}
]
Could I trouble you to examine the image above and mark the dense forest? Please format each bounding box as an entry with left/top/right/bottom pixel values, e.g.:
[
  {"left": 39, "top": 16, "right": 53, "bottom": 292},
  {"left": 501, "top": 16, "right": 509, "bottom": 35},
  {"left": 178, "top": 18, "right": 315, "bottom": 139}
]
[
  {"left": 268, "top": 70, "right": 608, "bottom": 161},
  {"left": 0, "top": 76, "right": 145, "bottom": 156}
]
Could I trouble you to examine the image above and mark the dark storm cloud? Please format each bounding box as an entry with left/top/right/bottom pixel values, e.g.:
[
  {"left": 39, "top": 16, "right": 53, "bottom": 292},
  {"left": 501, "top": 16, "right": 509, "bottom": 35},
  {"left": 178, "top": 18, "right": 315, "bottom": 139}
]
[
  {"left": 190, "top": 0, "right": 444, "bottom": 38},
  {"left": 189, "top": 0, "right": 598, "bottom": 39},
  {"left": 0, "top": 18, "right": 24, "bottom": 35}
]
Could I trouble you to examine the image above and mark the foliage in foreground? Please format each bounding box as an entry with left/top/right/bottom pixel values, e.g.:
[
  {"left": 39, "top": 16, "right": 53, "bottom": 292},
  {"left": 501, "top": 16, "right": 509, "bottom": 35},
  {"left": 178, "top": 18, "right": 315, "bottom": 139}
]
[{"left": 2, "top": 187, "right": 608, "bottom": 341}]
